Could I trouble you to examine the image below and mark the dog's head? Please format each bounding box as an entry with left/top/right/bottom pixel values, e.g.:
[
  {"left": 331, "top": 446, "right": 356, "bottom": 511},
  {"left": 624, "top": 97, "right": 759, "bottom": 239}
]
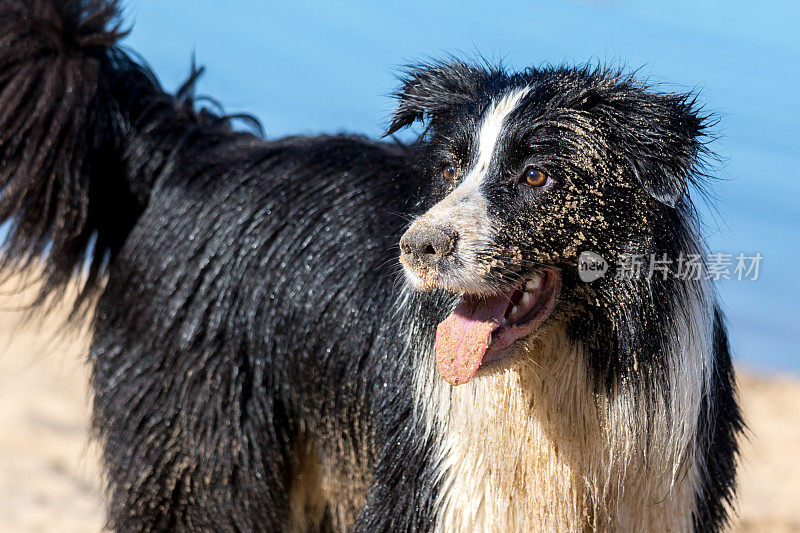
[{"left": 391, "top": 61, "right": 707, "bottom": 385}]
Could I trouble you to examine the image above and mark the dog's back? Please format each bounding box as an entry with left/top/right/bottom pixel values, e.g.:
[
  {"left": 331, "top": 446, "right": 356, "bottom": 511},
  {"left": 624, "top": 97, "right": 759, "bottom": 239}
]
[
  {"left": 0, "top": 1, "right": 444, "bottom": 529},
  {"left": 90, "top": 135, "right": 433, "bottom": 529}
]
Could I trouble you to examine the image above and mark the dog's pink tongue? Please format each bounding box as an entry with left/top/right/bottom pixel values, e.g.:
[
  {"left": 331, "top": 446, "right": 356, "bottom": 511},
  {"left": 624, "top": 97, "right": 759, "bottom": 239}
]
[{"left": 435, "top": 293, "right": 510, "bottom": 386}]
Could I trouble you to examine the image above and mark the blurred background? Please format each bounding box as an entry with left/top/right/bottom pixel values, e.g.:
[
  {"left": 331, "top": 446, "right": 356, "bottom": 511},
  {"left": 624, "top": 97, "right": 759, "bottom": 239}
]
[{"left": 1, "top": 1, "right": 798, "bottom": 531}]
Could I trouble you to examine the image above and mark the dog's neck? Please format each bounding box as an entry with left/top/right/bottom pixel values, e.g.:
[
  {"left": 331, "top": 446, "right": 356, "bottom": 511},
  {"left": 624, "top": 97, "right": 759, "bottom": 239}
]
[{"left": 414, "top": 321, "right": 706, "bottom": 532}]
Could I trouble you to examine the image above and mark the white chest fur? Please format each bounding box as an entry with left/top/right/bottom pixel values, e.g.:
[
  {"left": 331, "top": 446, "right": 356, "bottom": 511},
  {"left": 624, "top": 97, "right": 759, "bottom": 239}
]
[{"left": 415, "top": 323, "right": 707, "bottom": 533}]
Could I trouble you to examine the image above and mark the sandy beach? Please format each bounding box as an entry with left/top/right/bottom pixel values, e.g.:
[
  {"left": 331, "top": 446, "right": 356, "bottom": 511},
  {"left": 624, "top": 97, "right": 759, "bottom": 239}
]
[{"left": 0, "top": 277, "right": 797, "bottom": 532}]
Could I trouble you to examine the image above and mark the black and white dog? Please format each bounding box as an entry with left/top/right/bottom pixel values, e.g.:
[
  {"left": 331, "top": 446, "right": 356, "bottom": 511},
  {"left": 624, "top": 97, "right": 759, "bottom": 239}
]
[{"left": 0, "top": 1, "right": 741, "bottom": 531}]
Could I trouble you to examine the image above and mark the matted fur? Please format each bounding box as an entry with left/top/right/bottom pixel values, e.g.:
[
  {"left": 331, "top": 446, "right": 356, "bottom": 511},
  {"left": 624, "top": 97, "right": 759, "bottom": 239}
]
[
  {"left": 0, "top": 1, "right": 741, "bottom": 531},
  {"left": 412, "top": 277, "right": 713, "bottom": 531},
  {"left": 396, "top": 65, "right": 736, "bottom": 531}
]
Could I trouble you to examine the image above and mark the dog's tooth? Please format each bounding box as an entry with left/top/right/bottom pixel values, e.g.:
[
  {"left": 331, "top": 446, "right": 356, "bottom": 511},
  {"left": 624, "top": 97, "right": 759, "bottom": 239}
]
[
  {"left": 510, "top": 306, "right": 519, "bottom": 317},
  {"left": 525, "top": 276, "right": 542, "bottom": 292},
  {"left": 521, "top": 292, "right": 532, "bottom": 307}
]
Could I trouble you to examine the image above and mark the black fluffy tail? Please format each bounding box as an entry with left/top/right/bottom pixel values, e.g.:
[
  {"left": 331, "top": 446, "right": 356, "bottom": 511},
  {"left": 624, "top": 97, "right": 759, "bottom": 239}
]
[
  {"left": 0, "top": 0, "right": 125, "bottom": 305},
  {"left": 0, "top": 0, "right": 242, "bottom": 310}
]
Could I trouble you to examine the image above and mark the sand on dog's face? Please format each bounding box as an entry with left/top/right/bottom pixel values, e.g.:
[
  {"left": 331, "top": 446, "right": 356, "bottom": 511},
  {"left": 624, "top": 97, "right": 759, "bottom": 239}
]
[{"left": 0, "top": 271, "right": 796, "bottom": 532}]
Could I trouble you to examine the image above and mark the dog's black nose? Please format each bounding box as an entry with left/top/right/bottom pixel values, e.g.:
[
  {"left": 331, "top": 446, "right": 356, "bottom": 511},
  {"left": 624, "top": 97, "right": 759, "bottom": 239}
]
[{"left": 400, "top": 224, "right": 457, "bottom": 265}]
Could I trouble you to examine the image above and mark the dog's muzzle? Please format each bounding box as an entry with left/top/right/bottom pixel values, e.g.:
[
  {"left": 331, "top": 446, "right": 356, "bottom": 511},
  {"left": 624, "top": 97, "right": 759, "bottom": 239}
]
[
  {"left": 398, "top": 187, "right": 492, "bottom": 292},
  {"left": 399, "top": 222, "right": 458, "bottom": 272}
]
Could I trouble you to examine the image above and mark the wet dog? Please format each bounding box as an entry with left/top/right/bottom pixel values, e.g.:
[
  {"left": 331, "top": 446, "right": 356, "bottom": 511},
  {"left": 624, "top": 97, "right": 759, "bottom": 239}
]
[{"left": 0, "top": 1, "right": 741, "bottom": 531}]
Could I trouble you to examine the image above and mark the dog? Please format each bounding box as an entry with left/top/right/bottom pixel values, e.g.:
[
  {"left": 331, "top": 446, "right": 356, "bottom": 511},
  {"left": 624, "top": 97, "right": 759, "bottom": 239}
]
[{"left": 0, "top": 1, "right": 741, "bottom": 531}]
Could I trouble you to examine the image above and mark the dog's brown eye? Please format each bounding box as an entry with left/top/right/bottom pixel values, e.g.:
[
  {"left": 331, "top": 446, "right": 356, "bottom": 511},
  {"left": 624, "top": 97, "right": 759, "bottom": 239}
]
[
  {"left": 442, "top": 164, "right": 456, "bottom": 181},
  {"left": 521, "top": 167, "right": 550, "bottom": 188}
]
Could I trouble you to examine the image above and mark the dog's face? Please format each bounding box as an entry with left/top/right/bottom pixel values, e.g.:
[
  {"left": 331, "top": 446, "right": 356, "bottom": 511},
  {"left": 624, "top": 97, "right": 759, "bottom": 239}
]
[{"left": 391, "top": 62, "right": 704, "bottom": 385}]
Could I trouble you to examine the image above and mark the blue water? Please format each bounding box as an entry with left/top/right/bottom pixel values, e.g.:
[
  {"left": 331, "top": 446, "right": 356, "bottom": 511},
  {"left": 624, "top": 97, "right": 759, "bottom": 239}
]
[{"left": 121, "top": 0, "right": 799, "bottom": 372}]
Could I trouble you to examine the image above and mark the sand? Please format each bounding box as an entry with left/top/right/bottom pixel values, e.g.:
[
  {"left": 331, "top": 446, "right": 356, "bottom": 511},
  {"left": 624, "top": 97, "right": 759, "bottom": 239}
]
[
  {"left": 736, "top": 373, "right": 800, "bottom": 532},
  {"left": 0, "top": 276, "right": 796, "bottom": 532}
]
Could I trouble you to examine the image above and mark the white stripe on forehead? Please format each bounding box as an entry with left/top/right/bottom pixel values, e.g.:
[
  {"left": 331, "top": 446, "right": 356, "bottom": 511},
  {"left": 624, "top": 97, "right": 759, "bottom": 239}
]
[
  {"left": 421, "top": 86, "right": 531, "bottom": 280},
  {"left": 461, "top": 86, "right": 531, "bottom": 190}
]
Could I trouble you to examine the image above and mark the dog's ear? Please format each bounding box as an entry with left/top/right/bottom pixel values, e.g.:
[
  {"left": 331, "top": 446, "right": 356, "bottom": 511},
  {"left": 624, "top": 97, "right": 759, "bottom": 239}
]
[
  {"left": 601, "top": 88, "right": 706, "bottom": 208},
  {"left": 385, "top": 61, "right": 489, "bottom": 136}
]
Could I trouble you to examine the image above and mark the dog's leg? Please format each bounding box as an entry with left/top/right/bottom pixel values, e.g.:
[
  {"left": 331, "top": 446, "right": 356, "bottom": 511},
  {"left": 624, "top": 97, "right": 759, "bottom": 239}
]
[
  {"left": 348, "top": 418, "right": 441, "bottom": 532},
  {"left": 90, "top": 296, "right": 294, "bottom": 531}
]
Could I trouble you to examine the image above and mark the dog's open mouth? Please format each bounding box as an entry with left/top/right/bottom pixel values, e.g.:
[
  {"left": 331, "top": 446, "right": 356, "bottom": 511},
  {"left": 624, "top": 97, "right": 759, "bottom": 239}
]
[{"left": 434, "top": 269, "right": 561, "bottom": 386}]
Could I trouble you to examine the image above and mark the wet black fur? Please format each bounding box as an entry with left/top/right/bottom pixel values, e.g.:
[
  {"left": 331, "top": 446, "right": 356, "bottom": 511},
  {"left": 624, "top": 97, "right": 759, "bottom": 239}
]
[
  {"left": 391, "top": 60, "right": 742, "bottom": 530},
  {"left": 0, "top": 1, "right": 741, "bottom": 531}
]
